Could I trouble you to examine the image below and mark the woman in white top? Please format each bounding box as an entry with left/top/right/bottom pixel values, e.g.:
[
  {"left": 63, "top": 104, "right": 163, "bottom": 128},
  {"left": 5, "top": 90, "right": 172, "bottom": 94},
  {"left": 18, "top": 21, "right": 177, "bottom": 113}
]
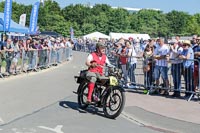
[{"left": 126, "top": 40, "right": 137, "bottom": 88}]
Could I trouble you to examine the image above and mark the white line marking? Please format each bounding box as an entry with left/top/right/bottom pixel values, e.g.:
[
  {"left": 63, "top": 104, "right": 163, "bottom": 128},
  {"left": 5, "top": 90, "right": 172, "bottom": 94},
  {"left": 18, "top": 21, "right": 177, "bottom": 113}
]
[
  {"left": 121, "top": 112, "right": 144, "bottom": 126},
  {"left": 38, "top": 125, "right": 64, "bottom": 133},
  {"left": 0, "top": 118, "right": 4, "bottom": 124}
]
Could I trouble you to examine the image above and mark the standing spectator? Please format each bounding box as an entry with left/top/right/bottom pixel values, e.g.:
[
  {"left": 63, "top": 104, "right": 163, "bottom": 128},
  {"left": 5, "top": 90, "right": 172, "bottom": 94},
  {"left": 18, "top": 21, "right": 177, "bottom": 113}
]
[
  {"left": 18, "top": 40, "right": 27, "bottom": 72},
  {"left": 140, "top": 40, "right": 148, "bottom": 52},
  {"left": 56, "top": 38, "right": 62, "bottom": 63},
  {"left": 192, "top": 37, "right": 200, "bottom": 92},
  {"left": 175, "top": 35, "right": 182, "bottom": 47},
  {"left": 169, "top": 40, "right": 183, "bottom": 97},
  {"left": 5, "top": 39, "right": 14, "bottom": 75},
  {"left": 112, "top": 42, "right": 122, "bottom": 69},
  {"left": 153, "top": 38, "right": 170, "bottom": 95},
  {"left": 10, "top": 39, "right": 20, "bottom": 74},
  {"left": 126, "top": 40, "right": 137, "bottom": 88},
  {"left": 67, "top": 38, "right": 73, "bottom": 60},
  {"left": 119, "top": 44, "right": 129, "bottom": 86},
  {"left": 51, "top": 38, "right": 57, "bottom": 65},
  {"left": 0, "top": 41, "right": 6, "bottom": 73},
  {"left": 143, "top": 44, "right": 154, "bottom": 89},
  {"left": 179, "top": 40, "right": 194, "bottom": 97},
  {"left": 28, "top": 40, "right": 38, "bottom": 70}
]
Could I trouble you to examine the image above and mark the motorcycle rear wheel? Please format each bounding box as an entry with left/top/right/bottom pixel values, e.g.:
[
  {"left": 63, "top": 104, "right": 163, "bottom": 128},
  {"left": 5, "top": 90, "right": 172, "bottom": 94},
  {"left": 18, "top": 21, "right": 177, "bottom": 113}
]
[{"left": 78, "top": 82, "right": 89, "bottom": 109}]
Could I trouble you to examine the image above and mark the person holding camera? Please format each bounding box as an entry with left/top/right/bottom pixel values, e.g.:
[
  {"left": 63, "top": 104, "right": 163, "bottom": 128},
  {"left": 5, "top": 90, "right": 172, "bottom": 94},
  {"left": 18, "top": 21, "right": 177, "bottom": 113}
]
[{"left": 169, "top": 40, "right": 183, "bottom": 97}]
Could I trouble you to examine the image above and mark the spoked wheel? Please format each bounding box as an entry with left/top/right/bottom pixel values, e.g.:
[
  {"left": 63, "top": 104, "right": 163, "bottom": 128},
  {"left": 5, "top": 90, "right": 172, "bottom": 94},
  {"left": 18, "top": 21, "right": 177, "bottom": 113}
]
[
  {"left": 78, "top": 83, "right": 89, "bottom": 109},
  {"left": 103, "top": 86, "right": 125, "bottom": 119}
]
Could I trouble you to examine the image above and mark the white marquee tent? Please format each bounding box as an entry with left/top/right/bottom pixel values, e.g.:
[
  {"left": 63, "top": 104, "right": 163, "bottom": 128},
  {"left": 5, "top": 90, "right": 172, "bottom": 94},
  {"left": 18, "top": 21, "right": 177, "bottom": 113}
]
[
  {"left": 109, "top": 32, "right": 150, "bottom": 40},
  {"left": 83, "top": 32, "right": 110, "bottom": 40}
]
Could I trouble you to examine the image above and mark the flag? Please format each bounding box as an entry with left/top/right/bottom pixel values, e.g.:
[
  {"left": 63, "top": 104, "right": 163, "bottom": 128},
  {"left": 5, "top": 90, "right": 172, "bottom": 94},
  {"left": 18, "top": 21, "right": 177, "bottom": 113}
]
[
  {"left": 29, "top": 2, "right": 40, "bottom": 34},
  {"left": 70, "top": 27, "right": 74, "bottom": 39},
  {"left": 4, "top": 0, "right": 12, "bottom": 32},
  {"left": 19, "top": 14, "right": 26, "bottom": 26}
]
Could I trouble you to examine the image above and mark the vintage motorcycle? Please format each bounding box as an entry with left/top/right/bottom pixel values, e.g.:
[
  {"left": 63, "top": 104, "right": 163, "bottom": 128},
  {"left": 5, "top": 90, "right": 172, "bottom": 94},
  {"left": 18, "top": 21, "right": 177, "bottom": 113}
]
[{"left": 74, "top": 66, "right": 125, "bottom": 119}]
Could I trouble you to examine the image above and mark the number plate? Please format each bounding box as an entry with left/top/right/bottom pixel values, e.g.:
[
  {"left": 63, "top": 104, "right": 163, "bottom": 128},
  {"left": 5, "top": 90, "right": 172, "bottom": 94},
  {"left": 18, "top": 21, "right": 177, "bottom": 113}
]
[{"left": 109, "top": 76, "right": 118, "bottom": 86}]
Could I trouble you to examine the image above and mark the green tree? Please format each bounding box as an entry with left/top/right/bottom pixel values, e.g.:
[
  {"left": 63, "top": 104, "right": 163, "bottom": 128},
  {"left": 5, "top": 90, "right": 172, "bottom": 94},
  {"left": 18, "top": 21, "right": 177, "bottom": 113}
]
[
  {"left": 166, "top": 10, "right": 191, "bottom": 35},
  {"left": 108, "top": 8, "right": 130, "bottom": 33},
  {"left": 133, "top": 9, "right": 169, "bottom": 37}
]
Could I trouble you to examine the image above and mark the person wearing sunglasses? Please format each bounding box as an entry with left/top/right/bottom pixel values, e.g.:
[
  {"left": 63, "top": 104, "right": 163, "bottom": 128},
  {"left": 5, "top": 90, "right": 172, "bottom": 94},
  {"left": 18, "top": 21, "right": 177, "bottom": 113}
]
[{"left": 179, "top": 40, "right": 194, "bottom": 98}]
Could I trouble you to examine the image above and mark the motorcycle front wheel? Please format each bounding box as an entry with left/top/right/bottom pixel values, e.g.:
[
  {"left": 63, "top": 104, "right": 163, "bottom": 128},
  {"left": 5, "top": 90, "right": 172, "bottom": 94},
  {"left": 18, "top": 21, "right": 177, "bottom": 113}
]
[{"left": 103, "top": 86, "right": 125, "bottom": 119}]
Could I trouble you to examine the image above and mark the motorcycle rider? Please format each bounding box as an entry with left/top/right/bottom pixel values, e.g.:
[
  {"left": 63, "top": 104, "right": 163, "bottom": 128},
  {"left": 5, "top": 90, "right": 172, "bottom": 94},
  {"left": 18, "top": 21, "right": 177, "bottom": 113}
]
[{"left": 85, "top": 43, "right": 112, "bottom": 104}]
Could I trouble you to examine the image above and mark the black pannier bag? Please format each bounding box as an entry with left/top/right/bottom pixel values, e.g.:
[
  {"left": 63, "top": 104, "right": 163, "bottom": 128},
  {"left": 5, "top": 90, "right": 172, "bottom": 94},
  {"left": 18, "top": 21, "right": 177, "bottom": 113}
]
[{"left": 76, "top": 69, "right": 88, "bottom": 83}]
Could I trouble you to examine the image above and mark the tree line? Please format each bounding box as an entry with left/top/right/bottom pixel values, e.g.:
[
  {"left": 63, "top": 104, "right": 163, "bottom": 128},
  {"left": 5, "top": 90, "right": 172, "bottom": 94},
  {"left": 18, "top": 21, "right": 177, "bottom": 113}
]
[{"left": 0, "top": 0, "right": 200, "bottom": 38}]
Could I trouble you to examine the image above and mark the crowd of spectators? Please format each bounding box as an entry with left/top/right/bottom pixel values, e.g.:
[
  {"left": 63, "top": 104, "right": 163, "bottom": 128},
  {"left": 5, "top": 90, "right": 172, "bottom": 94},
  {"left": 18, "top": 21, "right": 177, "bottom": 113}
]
[
  {"left": 114, "top": 35, "right": 200, "bottom": 98},
  {"left": 0, "top": 36, "right": 73, "bottom": 77},
  {"left": 74, "top": 35, "right": 200, "bottom": 99},
  {"left": 2, "top": 34, "right": 200, "bottom": 99}
]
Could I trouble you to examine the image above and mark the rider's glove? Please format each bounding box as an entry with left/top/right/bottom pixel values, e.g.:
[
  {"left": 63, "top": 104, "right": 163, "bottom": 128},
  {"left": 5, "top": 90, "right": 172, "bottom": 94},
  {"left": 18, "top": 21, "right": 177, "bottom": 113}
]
[{"left": 90, "top": 62, "right": 98, "bottom": 68}]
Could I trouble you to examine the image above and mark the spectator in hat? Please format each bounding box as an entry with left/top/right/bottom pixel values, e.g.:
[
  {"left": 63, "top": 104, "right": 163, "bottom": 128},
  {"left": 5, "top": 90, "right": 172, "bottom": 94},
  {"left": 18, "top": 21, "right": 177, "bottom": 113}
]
[{"left": 179, "top": 40, "right": 194, "bottom": 97}]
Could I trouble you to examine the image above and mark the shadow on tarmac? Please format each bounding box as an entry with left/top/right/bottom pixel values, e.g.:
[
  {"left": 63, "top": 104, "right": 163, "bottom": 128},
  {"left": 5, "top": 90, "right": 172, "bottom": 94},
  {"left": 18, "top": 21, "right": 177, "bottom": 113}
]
[{"left": 59, "top": 101, "right": 110, "bottom": 119}]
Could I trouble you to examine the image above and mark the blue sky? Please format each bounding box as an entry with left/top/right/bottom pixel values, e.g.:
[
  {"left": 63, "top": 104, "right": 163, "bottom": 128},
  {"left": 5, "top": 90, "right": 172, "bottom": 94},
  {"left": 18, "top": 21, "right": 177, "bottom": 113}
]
[{"left": 15, "top": 0, "right": 200, "bottom": 14}]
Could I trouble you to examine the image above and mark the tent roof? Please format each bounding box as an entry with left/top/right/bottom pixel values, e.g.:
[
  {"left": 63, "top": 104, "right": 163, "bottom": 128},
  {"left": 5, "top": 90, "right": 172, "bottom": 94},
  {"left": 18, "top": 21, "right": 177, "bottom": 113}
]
[
  {"left": 0, "top": 13, "right": 28, "bottom": 33},
  {"left": 109, "top": 32, "right": 150, "bottom": 40},
  {"left": 83, "top": 32, "right": 110, "bottom": 40}
]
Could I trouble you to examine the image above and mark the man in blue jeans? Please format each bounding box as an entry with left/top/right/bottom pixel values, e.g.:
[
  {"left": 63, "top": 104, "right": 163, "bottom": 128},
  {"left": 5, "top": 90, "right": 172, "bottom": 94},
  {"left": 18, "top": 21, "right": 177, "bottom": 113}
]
[
  {"left": 169, "top": 40, "right": 183, "bottom": 97},
  {"left": 153, "top": 38, "right": 170, "bottom": 95},
  {"left": 126, "top": 40, "right": 137, "bottom": 88}
]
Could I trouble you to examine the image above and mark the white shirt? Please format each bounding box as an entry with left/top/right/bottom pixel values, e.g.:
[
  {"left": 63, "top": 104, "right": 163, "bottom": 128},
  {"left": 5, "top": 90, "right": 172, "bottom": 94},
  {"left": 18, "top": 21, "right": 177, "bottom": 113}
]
[
  {"left": 66, "top": 41, "right": 72, "bottom": 47},
  {"left": 154, "top": 44, "right": 169, "bottom": 67},
  {"left": 170, "top": 45, "right": 183, "bottom": 64},
  {"left": 128, "top": 47, "right": 137, "bottom": 64},
  {"left": 60, "top": 42, "right": 65, "bottom": 47},
  {"left": 87, "top": 54, "right": 111, "bottom": 65}
]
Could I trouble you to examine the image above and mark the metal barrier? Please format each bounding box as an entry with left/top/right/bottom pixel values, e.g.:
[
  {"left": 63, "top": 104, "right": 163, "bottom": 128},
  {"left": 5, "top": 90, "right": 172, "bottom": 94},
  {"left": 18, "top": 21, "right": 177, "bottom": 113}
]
[
  {"left": 0, "top": 47, "right": 72, "bottom": 78},
  {"left": 131, "top": 58, "right": 200, "bottom": 101}
]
